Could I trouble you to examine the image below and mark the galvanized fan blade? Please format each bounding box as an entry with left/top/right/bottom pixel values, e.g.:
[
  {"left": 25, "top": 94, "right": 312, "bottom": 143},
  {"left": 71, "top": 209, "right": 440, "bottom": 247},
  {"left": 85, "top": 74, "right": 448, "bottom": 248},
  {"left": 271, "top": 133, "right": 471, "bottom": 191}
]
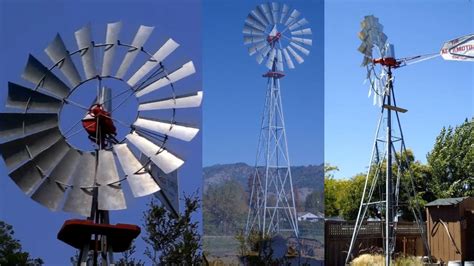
[
  {"left": 276, "top": 49, "right": 284, "bottom": 72},
  {"left": 113, "top": 143, "right": 159, "bottom": 197},
  {"left": 126, "top": 132, "right": 184, "bottom": 174},
  {"left": 287, "top": 46, "right": 304, "bottom": 64},
  {"left": 291, "top": 37, "right": 312, "bottom": 46},
  {"left": 242, "top": 25, "right": 265, "bottom": 36},
  {"left": 283, "top": 48, "right": 295, "bottom": 69},
  {"left": 285, "top": 9, "right": 301, "bottom": 26},
  {"left": 75, "top": 24, "right": 97, "bottom": 80},
  {"left": 280, "top": 4, "right": 289, "bottom": 24},
  {"left": 127, "top": 38, "right": 180, "bottom": 87},
  {"left": 135, "top": 61, "right": 195, "bottom": 98},
  {"left": 256, "top": 46, "right": 271, "bottom": 64},
  {"left": 248, "top": 42, "right": 268, "bottom": 56},
  {"left": 6, "top": 82, "right": 62, "bottom": 113},
  {"left": 62, "top": 152, "right": 96, "bottom": 216},
  {"left": 265, "top": 48, "right": 277, "bottom": 69},
  {"left": 45, "top": 34, "right": 82, "bottom": 87},
  {"left": 290, "top": 42, "right": 310, "bottom": 56},
  {"left": 291, "top": 28, "right": 312, "bottom": 36},
  {"left": 245, "top": 16, "right": 266, "bottom": 32},
  {"left": 271, "top": 2, "right": 279, "bottom": 25},
  {"left": 259, "top": 3, "right": 273, "bottom": 25},
  {"left": 243, "top": 36, "right": 265, "bottom": 45},
  {"left": 358, "top": 42, "right": 373, "bottom": 57},
  {"left": 97, "top": 150, "right": 126, "bottom": 211},
  {"left": 138, "top": 91, "right": 203, "bottom": 111},
  {"left": 0, "top": 113, "right": 57, "bottom": 142},
  {"left": 31, "top": 148, "right": 80, "bottom": 210},
  {"left": 22, "top": 55, "right": 70, "bottom": 99},
  {"left": 9, "top": 138, "right": 69, "bottom": 194},
  {"left": 0, "top": 127, "right": 62, "bottom": 170},
  {"left": 101, "top": 21, "right": 122, "bottom": 77},
  {"left": 288, "top": 18, "right": 308, "bottom": 31},
  {"left": 134, "top": 117, "right": 199, "bottom": 142},
  {"left": 250, "top": 8, "right": 268, "bottom": 27},
  {"left": 116, "top": 25, "right": 154, "bottom": 79}
]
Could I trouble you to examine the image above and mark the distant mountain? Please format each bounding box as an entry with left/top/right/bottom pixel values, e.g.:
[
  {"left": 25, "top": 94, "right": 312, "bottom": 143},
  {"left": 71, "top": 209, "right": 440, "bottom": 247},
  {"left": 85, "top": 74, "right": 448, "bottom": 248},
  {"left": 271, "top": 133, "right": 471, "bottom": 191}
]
[{"left": 203, "top": 163, "right": 324, "bottom": 192}]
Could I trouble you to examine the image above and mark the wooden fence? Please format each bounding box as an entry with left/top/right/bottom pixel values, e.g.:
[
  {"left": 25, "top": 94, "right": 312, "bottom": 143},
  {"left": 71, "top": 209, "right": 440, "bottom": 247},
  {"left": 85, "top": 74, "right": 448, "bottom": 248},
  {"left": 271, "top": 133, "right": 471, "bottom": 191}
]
[{"left": 325, "top": 220, "right": 426, "bottom": 266}]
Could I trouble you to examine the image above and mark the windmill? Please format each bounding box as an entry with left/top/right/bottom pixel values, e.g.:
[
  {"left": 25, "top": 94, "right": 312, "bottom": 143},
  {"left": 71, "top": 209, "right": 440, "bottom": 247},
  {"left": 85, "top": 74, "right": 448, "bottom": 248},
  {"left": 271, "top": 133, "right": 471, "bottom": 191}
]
[
  {"left": 346, "top": 15, "right": 473, "bottom": 265},
  {"left": 243, "top": 2, "right": 312, "bottom": 239},
  {"left": 0, "top": 22, "right": 202, "bottom": 265}
]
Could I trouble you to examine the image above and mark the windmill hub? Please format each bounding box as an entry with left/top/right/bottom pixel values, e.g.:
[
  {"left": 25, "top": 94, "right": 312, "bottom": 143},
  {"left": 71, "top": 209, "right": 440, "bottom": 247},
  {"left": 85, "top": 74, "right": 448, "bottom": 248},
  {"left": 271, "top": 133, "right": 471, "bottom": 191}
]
[
  {"left": 81, "top": 103, "right": 117, "bottom": 145},
  {"left": 267, "top": 25, "right": 281, "bottom": 44},
  {"left": 372, "top": 57, "right": 400, "bottom": 68}
]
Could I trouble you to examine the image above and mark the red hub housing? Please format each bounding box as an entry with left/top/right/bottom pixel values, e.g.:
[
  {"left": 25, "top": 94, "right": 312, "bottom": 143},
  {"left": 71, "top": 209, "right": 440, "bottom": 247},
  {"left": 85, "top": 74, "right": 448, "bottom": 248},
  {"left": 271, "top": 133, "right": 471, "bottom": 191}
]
[{"left": 81, "top": 104, "right": 117, "bottom": 144}]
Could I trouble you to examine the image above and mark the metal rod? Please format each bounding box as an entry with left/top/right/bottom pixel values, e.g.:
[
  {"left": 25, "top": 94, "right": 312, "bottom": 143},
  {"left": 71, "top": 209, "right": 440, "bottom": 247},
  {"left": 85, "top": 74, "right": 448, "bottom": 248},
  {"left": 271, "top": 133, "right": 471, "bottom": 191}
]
[{"left": 385, "top": 67, "right": 393, "bottom": 266}]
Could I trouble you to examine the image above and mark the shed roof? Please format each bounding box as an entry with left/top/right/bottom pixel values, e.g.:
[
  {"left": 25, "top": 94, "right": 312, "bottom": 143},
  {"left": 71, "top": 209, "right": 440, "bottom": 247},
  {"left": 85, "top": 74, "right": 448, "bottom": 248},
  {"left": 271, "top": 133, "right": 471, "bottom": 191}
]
[{"left": 425, "top": 197, "right": 468, "bottom": 207}]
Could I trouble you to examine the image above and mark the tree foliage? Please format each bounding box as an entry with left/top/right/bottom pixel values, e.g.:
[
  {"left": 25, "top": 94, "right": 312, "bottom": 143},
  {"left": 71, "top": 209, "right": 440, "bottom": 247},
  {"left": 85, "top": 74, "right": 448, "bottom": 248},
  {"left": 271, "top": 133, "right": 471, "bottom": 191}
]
[
  {"left": 142, "top": 193, "right": 202, "bottom": 265},
  {"left": 0, "top": 221, "right": 43, "bottom": 265},
  {"left": 203, "top": 180, "right": 248, "bottom": 235},
  {"left": 427, "top": 118, "right": 474, "bottom": 197}
]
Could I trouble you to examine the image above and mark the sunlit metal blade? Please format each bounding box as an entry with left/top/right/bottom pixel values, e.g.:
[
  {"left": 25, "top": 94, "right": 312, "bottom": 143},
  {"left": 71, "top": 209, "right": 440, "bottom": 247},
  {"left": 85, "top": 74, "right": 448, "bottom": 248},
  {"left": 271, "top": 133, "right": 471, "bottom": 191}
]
[
  {"left": 248, "top": 42, "right": 268, "bottom": 56},
  {"left": 22, "top": 55, "right": 70, "bottom": 99},
  {"left": 285, "top": 9, "right": 300, "bottom": 26},
  {"left": 9, "top": 138, "right": 69, "bottom": 194},
  {"left": 116, "top": 25, "right": 154, "bottom": 79},
  {"left": 291, "top": 28, "right": 312, "bottom": 36},
  {"left": 276, "top": 49, "right": 284, "bottom": 72},
  {"left": 243, "top": 36, "right": 265, "bottom": 45},
  {"left": 31, "top": 149, "right": 80, "bottom": 210},
  {"left": 242, "top": 25, "right": 265, "bottom": 36},
  {"left": 256, "top": 46, "right": 271, "bottom": 64},
  {"left": 113, "top": 143, "right": 159, "bottom": 197},
  {"left": 245, "top": 16, "right": 266, "bottom": 31},
  {"left": 0, "top": 113, "right": 57, "bottom": 140},
  {"left": 280, "top": 4, "right": 289, "bottom": 24},
  {"left": 134, "top": 117, "right": 199, "bottom": 142},
  {"left": 289, "top": 18, "right": 308, "bottom": 31},
  {"left": 283, "top": 48, "right": 295, "bottom": 69},
  {"left": 127, "top": 39, "right": 179, "bottom": 87},
  {"left": 135, "top": 61, "right": 195, "bottom": 98},
  {"left": 97, "top": 150, "right": 126, "bottom": 211},
  {"left": 290, "top": 42, "right": 310, "bottom": 56},
  {"left": 292, "top": 37, "right": 312, "bottom": 46},
  {"left": 265, "top": 48, "right": 277, "bottom": 69},
  {"left": 62, "top": 152, "right": 96, "bottom": 216},
  {"left": 358, "top": 42, "right": 373, "bottom": 57},
  {"left": 45, "top": 34, "right": 81, "bottom": 87},
  {"left": 0, "top": 127, "right": 62, "bottom": 170},
  {"left": 126, "top": 132, "right": 184, "bottom": 174},
  {"left": 259, "top": 3, "right": 273, "bottom": 25},
  {"left": 271, "top": 3, "right": 279, "bottom": 25},
  {"left": 75, "top": 24, "right": 97, "bottom": 80},
  {"left": 250, "top": 8, "right": 268, "bottom": 27},
  {"left": 287, "top": 46, "right": 304, "bottom": 64},
  {"left": 138, "top": 91, "right": 202, "bottom": 111},
  {"left": 6, "top": 82, "right": 62, "bottom": 113},
  {"left": 102, "top": 21, "right": 122, "bottom": 77}
]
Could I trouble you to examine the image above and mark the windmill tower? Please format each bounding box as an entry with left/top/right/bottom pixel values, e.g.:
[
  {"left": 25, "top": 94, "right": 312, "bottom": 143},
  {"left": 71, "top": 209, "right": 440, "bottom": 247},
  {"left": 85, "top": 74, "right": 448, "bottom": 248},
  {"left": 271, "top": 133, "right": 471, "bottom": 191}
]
[
  {"left": 243, "top": 2, "right": 312, "bottom": 238},
  {"left": 345, "top": 15, "right": 430, "bottom": 265},
  {"left": 0, "top": 22, "right": 202, "bottom": 265}
]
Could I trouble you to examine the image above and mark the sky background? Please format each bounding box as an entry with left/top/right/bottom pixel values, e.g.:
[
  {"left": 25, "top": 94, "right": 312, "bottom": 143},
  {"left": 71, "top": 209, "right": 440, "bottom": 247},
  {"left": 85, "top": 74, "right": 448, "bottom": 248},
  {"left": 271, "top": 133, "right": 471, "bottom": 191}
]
[
  {"left": 203, "top": 0, "right": 325, "bottom": 167},
  {"left": 0, "top": 0, "right": 201, "bottom": 264},
  {"left": 325, "top": 0, "right": 473, "bottom": 178}
]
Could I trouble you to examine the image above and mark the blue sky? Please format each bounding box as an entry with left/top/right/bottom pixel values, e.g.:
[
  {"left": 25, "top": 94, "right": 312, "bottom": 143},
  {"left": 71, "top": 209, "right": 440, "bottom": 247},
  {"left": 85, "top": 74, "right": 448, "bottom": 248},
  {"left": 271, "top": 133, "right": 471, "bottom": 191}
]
[
  {"left": 0, "top": 0, "right": 201, "bottom": 264},
  {"left": 325, "top": 0, "right": 473, "bottom": 178},
  {"left": 203, "top": 0, "right": 325, "bottom": 167}
]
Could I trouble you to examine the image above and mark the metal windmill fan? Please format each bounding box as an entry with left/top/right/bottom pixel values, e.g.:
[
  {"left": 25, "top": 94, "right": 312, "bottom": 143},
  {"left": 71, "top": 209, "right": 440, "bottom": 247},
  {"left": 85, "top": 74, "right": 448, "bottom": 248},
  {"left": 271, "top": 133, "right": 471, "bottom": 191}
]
[
  {"left": 243, "top": 2, "right": 312, "bottom": 70},
  {"left": 0, "top": 21, "right": 202, "bottom": 218},
  {"left": 358, "top": 15, "right": 390, "bottom": 106}
]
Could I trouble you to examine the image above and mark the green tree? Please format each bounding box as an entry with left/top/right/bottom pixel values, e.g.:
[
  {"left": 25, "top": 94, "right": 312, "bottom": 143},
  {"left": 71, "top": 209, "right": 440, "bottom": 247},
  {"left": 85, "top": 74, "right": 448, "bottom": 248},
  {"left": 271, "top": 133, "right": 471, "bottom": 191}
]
[
  {"left": 203, "top": 179, "right": 248, "bottom": 235},
  {"left": 142, "top": 193, "right": 202, "bottom": 265},
  {"left": 116, "top": 241, "right": 145, "bottom": 266},
  {"left": 427, "top": 118, "right": 474, "bottom": 197},
  {"left": 0, "top": 221, "right": 43, "bottom": 265}
]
